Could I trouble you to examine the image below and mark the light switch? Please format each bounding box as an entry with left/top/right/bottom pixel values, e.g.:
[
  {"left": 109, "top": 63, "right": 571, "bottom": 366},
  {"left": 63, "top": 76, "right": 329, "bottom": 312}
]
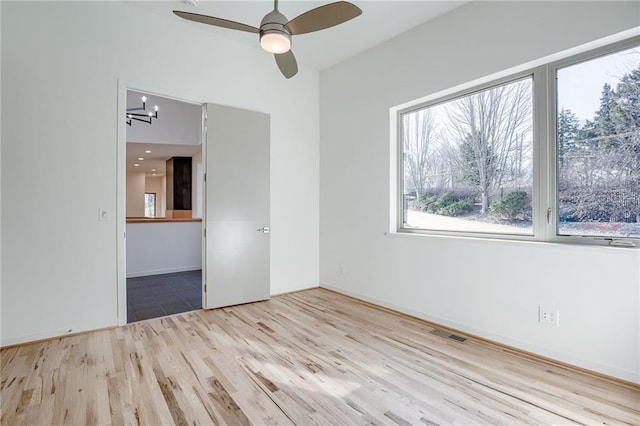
[{"left": 99, "top": 209, "right": 109, "bottom": 221}]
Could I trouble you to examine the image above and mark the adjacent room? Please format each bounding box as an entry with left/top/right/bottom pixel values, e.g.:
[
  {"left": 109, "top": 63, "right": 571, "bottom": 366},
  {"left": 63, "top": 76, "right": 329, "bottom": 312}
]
[
  {"left": 1, "top": 1, "right": 639, "bottom": 424},
  {"left": 125, "top": 90, "right": 204, "bottom": 322}
]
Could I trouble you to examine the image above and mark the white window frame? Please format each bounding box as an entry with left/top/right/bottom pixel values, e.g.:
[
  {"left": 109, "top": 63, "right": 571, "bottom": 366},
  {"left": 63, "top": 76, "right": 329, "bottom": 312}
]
[{"left": 393, "top": 35, "right": 640, "bottom": 249}]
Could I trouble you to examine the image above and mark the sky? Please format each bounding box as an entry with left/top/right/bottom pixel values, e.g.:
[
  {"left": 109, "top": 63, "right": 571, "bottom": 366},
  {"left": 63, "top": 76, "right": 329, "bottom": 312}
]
[{"left": 557, "top": 46, "right": 639, "bottom": 123}]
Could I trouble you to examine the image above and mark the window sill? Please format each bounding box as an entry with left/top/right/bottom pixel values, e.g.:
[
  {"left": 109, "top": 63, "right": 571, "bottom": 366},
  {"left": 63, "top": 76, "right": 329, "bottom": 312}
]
[{"left": 387, "top": 229, "right": 638, "bottom": 251}]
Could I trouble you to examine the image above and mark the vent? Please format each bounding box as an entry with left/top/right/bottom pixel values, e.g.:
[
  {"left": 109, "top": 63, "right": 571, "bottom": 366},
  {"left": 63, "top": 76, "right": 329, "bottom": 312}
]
[
  {"left": 447, "top": 334, "right": 467, "bottom": 343},
  {"left": 430, "top": 328, "right": 467, "bottom": 343}
]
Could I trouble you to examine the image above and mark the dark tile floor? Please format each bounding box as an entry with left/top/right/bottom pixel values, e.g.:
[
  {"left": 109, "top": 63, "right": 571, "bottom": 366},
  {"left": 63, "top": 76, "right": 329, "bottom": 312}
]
[{"left": 127, "top": 270, "right": 202, "bottom": 323}]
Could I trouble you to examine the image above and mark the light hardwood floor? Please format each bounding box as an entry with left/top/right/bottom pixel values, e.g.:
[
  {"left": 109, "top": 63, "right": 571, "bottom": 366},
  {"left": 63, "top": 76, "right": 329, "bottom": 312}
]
[{"left": 1, "top": 288, "right": 638, "bottom": 425}]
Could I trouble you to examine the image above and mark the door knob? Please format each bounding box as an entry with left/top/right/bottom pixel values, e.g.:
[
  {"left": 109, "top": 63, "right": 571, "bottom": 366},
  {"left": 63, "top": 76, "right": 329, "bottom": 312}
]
[{"left": 257, "top": 227, "right": 270, "bottom": 234}]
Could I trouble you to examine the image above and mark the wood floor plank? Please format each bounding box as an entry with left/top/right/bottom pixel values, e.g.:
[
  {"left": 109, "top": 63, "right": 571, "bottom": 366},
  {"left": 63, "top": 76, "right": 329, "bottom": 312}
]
[{"left": 1, "top": 288, "right": 638, "bottom": 425}]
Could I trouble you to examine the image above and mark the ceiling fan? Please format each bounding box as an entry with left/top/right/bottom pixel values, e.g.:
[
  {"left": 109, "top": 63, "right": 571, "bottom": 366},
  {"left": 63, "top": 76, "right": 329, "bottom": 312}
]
[{"left": 173, "top": 0, "right": 362, "bottom": 79}]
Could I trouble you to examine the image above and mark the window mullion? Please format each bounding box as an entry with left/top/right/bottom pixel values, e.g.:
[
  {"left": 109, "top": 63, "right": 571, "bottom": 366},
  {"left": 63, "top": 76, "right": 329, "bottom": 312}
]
[
  {"left": 531, "top": 65, "right": 552, "bottom": 242},
  {"left": 546, "top": 64, "right": 559, "bottom": 243}
]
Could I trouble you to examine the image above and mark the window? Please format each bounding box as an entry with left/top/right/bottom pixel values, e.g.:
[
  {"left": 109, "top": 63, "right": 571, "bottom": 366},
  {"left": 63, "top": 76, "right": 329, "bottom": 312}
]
[
  {"left": 144, "top": 192, "right": 156, "bottom": 217},
  {"left": 397, "top": 37, "right": 640, "bottom": 247},
  {"left": 556, "top": 46, "right": 640, "bottom": 240},
  {"left": 402, "top": 76, "right": 533, "bottom": 235}
]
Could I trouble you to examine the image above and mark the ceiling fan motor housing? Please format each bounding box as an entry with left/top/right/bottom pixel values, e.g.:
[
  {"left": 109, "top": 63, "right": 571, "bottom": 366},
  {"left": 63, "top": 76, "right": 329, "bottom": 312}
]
[{"left": 260, "top": 9, "right": 291, "bottom": 53}]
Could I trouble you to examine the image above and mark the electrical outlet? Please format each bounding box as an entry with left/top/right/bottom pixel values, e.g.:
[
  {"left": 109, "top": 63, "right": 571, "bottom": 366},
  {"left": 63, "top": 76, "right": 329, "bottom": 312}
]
[
  {"left": 538, "top": 306, "right": 560, "bottom": 326},
  {"left": 338, "top": 264, "right": 346, "bottom": 276}
]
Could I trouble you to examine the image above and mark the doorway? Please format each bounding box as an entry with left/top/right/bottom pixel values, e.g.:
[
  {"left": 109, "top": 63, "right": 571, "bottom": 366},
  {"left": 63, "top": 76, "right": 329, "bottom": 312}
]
[
  {"left": 124, "top": 90, "right": 204, "bottom": 322},
  {"left": 117, "top": 84, "right": 272, "bottom": 325}
]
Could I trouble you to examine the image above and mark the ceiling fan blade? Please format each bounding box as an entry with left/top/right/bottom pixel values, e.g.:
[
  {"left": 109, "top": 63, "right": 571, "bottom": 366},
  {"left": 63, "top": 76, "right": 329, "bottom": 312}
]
[
  {"left": 275, "top": 50, "right": 298, "bottom": 79},
  {"left": 285, "top": 1, "right": 362, "bottom": 35},
  {"left": 173, "top": 10, "right": 259, "bottom": 34}
]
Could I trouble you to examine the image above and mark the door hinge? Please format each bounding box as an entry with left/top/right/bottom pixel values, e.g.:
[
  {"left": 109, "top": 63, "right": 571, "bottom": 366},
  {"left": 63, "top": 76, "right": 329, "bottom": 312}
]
[
  {"left": 204, "top": 173, "right": 206, "bottom": 182},
  {"left": 203, "top": 283, "right": 207, "bottom": 292},
  {"left": 204, "top": 228, "right": 206, "bottom": 237},
  {"left": 546, "top": 207, "right": 552, "bottom": 224}
]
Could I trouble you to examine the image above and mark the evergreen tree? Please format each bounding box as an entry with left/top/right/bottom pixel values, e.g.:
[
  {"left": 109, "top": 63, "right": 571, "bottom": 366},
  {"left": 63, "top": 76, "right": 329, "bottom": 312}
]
[
  {"left": 575, "top": 119, "right": 598, "bottom": 148},
  {"left": 589, "top": 83, "right": 621, "bottom": 150},
  {"left": 557, "top": 108, "right": 581, "bottom": 188},
  {"left": 460, "top": 131, "right": 497, "bottom": 189},
  {"left": 557, "top": 108, "right": 581, "bottom": 161},
  {"left": 611, "top": 66, "right": 640, "bottom": 135}
]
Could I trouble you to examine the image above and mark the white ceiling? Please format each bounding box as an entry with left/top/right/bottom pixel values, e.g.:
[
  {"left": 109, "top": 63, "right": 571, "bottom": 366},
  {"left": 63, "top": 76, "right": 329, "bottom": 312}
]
[
  {"left": 130, "top": 0, "right": 470, "bottom": 70},
  {"left": 127, "top": 142, "right": 201, "bottom": 177},
  {"left": 125, "top": 1, "right": 471, "bottom": 175}
]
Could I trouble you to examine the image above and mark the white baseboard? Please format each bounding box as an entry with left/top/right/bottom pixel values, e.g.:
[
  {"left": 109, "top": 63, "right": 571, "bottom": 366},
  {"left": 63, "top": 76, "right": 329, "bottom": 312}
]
[
  {"left": 1, "top": 318, "right": 116, "bottom": 348},
  {"left": 320, "top": 282, "right": 640, "bottom": 385},
  {"left": 271, "top": 284, "right": 319, "bottom": 297},
  {"left": 126, "top": 265, "right": 201, "bottom": 278}
]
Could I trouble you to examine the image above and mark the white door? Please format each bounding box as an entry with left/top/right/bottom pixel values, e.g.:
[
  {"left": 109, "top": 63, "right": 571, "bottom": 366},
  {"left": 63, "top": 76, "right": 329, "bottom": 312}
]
[{"left": 203, "top": 103, "right": 270, "bottom": 309}]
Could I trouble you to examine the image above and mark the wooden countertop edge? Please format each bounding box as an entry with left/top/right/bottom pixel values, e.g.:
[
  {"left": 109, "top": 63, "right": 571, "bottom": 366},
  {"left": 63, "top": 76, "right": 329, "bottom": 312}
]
[{"left": 126, "top": 218, "right": 202, "bottom": 223}]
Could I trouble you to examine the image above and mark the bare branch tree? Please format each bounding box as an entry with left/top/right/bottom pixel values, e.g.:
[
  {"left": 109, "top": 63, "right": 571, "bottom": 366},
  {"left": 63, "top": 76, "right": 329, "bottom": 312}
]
[
  {"left": 403, "top": 109, "right": 437, "bottom": 198},
  {"left": 446, "top": 79, "right": 532, "bottom": 213}
]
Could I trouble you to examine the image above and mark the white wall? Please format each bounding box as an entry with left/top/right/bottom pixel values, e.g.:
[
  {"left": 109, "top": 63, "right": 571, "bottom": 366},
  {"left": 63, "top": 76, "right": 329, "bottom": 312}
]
[
  {"left": 126, "top": 172, "right": 146, "bottom": 217},
  {"left": 320, "top": 1, "right": 640, "bottom": 383},
  {"left": 145, "top": 175, "right": 166, "bottom": 218},
  {"left": 126, "top": 222, "right": 201, "bottom": 277},
  {"left": 1, "top": 1, "right": 319, "bottom": 345},
  {"left": 0, "top": 1, "right": 3, "bottom": 341}
]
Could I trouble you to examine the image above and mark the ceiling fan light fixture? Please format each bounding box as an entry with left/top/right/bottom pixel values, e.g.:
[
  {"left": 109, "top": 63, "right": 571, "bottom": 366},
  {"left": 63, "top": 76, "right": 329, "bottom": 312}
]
[
  {"left": 260, "top": 30, "right": 291, "bottom": 54},
  {"left": 174, "top": 0, "right": 363, "bottom": 78}
]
